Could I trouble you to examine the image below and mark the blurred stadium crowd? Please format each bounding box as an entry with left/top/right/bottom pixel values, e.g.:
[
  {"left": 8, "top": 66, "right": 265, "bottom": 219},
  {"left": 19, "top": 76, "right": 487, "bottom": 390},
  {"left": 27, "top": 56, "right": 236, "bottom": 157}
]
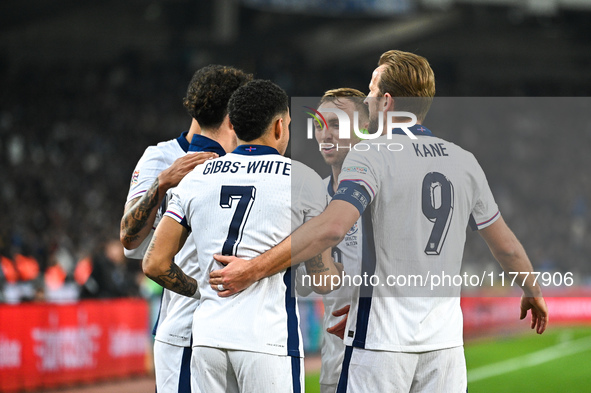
[
  {"left": 1, "top": 1, "right": 591, "bottom": 303},
  {"left": 0, "top": 61, "right": 188, "bottom": 303},
  {"left": 429, "top": 99, "right": 591, "bottom": 285}
]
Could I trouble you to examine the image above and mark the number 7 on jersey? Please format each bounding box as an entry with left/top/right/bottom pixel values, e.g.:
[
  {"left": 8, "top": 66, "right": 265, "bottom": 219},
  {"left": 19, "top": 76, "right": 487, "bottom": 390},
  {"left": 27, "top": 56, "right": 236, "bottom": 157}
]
[{"left": 220, "top": 185, "right": 256, "bottom": 256}]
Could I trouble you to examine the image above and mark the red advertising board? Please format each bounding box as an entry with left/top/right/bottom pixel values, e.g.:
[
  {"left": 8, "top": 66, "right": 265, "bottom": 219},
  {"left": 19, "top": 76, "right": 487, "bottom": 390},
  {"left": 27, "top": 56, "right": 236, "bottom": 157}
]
[
  {"left": 0, "top": 299, "right": 149, "bottom": 392},
  {"left": 461, "top": 296, "right": 591, "bottom": 337}
]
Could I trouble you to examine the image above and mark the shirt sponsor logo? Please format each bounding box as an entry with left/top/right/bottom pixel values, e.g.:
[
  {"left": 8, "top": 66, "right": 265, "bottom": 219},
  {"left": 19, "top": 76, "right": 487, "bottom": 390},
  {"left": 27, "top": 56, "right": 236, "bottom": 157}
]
[{"left": 343, "top": 166, "right": 368, "bottom": 175}]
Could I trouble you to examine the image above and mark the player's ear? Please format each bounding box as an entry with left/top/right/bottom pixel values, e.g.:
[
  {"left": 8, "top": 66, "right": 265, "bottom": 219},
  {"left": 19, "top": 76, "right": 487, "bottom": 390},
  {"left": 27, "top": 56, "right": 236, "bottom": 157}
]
[
  {"left": 383, "top": 93, "right": 394, "bottom": 112},
  {"left": 273, "top": 116, "right": 283, "bottom": 142}
]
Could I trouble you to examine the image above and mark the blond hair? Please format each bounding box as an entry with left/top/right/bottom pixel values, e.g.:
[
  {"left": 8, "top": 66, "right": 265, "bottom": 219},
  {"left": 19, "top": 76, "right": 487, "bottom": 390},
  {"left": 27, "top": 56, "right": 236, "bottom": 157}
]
[
  {"left": 319, "top": 87, "right": 368, "bottom": 119},
  {"left": 377, "top": 50, "right": 435, "bottom": 121}
]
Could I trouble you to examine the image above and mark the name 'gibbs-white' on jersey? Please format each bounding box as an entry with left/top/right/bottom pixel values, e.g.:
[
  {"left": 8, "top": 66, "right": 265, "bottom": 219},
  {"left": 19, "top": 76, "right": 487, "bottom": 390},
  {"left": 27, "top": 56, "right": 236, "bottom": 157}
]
[
  {"left": 333, "top": 124, "right": 500, "bottom": 353},
  {"left": 319, "top": 175, "right": 362, "bottom": 387},
  {"left": 125, "top": 132, "right": 226, "bottom": 348},
  {"left": 165, "top": 145, "right": 325, "bottom": 357}
]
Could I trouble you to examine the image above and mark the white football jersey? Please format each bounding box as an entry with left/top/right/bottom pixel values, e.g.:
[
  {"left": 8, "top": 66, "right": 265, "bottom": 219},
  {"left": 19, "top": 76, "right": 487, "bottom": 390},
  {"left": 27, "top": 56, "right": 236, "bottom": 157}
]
[
  {"left": 125, "top": 132, "right": 191, "bottom": 259},
  {"left": 319, "top": 176, "right": 362, "bottom": 386},
  {"left": 125, "top": 132, "right": 226, "bottom": 347},
  {"left": 291, "top": 161, "right": 328, "bottom": 231},
  {"left": 334, "top": 125, "right": 499, "bottom": 352},
  {"left": 165, "top": 146, "right": 325, "bottom": 357}
]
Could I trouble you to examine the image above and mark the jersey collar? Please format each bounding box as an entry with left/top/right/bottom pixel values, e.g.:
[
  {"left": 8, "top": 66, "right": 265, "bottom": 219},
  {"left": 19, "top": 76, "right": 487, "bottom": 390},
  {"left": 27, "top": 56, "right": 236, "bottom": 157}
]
[
  {"left": 390, "top": 124, "right": 434, "bottom": 137},
  {"left": 189, "top": 134, "right": 226, "bottom": 156},
  {"left": 176, "top": 131, "right": 191, "bottom": 152},
  {"left": 232, "top": 145, "right": 281, "bottom": 156}
]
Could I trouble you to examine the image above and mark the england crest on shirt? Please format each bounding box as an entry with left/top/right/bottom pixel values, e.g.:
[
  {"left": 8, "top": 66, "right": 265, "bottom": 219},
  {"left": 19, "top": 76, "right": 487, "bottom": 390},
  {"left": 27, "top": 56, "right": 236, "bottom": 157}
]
[{"left": 345, "top": 222, "right": 358, "bottom": 246}]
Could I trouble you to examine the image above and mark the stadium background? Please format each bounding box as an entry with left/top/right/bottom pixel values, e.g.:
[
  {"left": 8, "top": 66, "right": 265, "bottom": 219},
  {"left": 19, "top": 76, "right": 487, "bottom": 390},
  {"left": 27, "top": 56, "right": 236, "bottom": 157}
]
[{"left": 1, "top": 0, "right": 590, "bottom": 391}]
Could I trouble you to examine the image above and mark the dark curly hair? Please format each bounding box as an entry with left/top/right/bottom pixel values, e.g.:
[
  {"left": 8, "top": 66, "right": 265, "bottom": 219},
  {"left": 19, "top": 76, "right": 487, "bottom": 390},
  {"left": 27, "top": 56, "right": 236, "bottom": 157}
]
[
  {"left": 183, "top": 65, "right": 253, "bottom": 129},
  {"left": 228, "top": 79, "right": 289, "bottom": 142}
]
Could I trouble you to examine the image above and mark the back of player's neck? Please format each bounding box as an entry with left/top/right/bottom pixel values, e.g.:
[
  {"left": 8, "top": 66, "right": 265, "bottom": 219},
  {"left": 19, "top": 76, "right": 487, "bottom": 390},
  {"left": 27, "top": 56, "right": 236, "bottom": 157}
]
[
  {"left": 187, "top": 119, "right": 201, "bottom": 141},
  {"left": 200, "top": 127, "right": 222, "bottom": 140}
]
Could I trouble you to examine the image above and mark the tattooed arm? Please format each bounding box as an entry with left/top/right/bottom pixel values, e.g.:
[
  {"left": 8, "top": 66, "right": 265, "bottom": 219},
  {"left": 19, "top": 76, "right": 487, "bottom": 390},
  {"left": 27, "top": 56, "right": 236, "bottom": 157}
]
[
  {"left": 304, "top": 248, "right": 343, "bottom": 295},
  {"left": 142, "top": 216, "right": 198, "bottom": 298},
  {"left": 120, "top": 180, "right": 161, "bottom": 250},
  {"left": 120, "top": 151, "right": 217, "bottom": 250}
]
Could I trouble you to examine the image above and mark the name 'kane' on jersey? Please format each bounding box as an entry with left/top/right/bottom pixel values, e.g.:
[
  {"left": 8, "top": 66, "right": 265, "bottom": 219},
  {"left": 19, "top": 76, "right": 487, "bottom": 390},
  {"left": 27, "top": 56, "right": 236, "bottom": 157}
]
[{"left": 336, "top": 125, "right": 499, "bottom": 353}]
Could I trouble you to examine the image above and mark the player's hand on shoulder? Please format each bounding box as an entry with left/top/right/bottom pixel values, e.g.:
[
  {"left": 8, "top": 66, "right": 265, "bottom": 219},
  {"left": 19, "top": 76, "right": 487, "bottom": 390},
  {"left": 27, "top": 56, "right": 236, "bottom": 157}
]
[{"left": 159, "top": 152, "right": 218, "bottom": 189}]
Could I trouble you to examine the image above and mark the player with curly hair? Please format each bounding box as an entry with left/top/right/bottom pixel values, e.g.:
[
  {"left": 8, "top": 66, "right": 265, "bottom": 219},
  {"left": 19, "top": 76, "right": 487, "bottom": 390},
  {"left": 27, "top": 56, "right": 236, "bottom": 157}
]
[{"left": 121, "top": 64, "right": 252, "bottom": 393}]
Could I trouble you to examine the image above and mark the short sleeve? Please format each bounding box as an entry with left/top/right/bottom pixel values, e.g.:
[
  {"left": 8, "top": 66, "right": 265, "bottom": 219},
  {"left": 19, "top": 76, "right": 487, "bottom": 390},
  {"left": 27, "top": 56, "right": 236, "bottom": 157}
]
[
  {"left": 337, "top": 150, "right": 379, "bottom": 204},
  {"left": 468, "top": 160, "right": 500, "bottom": 231},
  {"left": 126, "top": 146, "right": 168, "bottom": 203},
  {"left": 333, "top": 150, "right": 378, "bottom": 215},
  {"left": 164, "top": 190, "right": 191, "bottom": 231}
]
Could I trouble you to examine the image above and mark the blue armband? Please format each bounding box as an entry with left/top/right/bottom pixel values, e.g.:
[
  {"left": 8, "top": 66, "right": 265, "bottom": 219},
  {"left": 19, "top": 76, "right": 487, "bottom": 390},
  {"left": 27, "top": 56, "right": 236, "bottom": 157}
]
[{"left": 332, "top": 180, "right": 371, "bottom": 215}]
